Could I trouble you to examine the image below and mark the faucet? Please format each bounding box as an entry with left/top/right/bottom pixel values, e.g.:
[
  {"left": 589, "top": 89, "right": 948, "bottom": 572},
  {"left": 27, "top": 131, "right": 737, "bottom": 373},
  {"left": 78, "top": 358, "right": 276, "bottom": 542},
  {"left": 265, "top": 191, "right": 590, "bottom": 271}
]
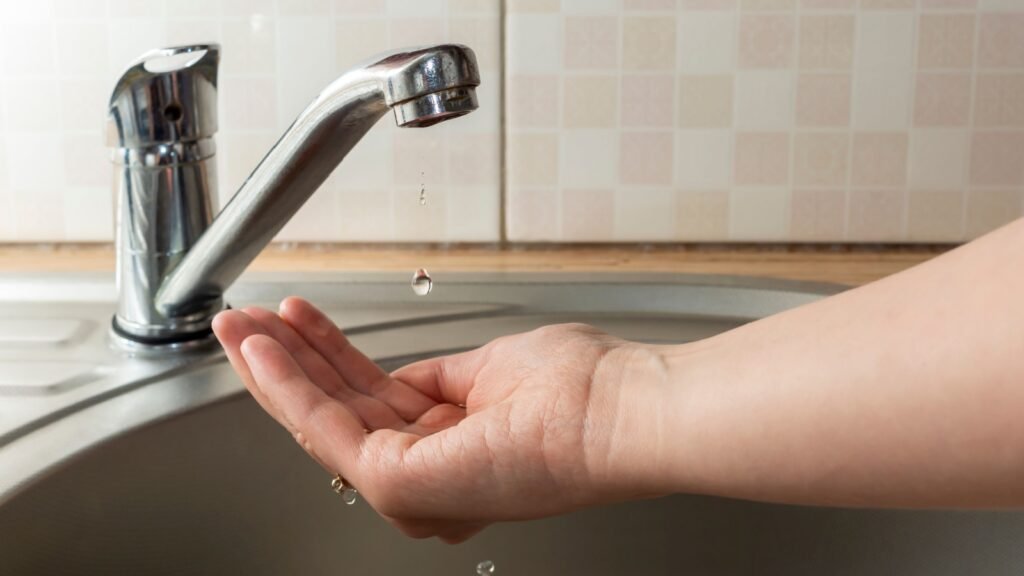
[{"left": 108, "top": 44, "right": 480, "bottom": 348}]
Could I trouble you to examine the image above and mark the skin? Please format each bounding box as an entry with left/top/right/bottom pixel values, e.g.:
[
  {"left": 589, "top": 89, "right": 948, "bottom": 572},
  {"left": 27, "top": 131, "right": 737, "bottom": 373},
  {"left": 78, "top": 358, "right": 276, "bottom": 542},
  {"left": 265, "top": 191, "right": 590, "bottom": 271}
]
[{"left": 213, "top": 218, "right": 1024, "bottom": 543}]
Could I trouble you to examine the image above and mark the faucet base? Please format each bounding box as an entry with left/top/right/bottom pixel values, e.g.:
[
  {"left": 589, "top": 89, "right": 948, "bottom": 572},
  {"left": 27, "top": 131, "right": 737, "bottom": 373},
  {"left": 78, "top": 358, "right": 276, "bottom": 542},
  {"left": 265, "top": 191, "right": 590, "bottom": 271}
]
[{"left": 109, "top": 316, "right": 219, "bottom": 352}]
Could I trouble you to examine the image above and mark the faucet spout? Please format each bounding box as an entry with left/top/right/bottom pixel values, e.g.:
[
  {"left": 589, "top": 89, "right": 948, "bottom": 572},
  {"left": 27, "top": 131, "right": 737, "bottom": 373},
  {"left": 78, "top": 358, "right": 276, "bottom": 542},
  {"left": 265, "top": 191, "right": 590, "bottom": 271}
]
[{"left": 115, "top": 44, "right": 478, "bottom": 342}]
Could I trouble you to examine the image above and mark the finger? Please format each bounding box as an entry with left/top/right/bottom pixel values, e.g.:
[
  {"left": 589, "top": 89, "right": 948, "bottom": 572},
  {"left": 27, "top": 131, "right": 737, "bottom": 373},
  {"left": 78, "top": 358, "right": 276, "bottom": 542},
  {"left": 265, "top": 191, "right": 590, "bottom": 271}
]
[
  {"left": 212, "top": 310, "right": 282, "bottom": 421},
  {"left": 279, "top": 297, "right": 437, "bottom": 420},
  {"left": 240, "top": 334, "right": 365, "bottom": 480},
  {"left": 402, "top": 403, "right": 466, "bottom": 437},
  {"left": 438, "top": 523, "right": 487, "bottom": 544},
  {"left": 242, "top": 307, "right": 406, "bottom": 431},
  {"left": 390, "top": 348, "right": 487, "bottom": 407}
]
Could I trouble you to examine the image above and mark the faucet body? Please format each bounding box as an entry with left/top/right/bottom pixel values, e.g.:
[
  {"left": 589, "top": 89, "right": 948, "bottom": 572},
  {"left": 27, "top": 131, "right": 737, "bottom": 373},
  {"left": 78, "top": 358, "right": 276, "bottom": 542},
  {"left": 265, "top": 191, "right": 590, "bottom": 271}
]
[{"left": 108, "top": 44, "right": 480, "bottom": 347}]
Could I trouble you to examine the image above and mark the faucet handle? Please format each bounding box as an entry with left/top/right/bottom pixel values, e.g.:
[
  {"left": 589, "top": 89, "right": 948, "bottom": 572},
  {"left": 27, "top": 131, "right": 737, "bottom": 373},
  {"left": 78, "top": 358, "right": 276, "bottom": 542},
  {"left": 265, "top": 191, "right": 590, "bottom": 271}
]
[{"left": 108, "top": 44, "right": 219, "bottom": 149}]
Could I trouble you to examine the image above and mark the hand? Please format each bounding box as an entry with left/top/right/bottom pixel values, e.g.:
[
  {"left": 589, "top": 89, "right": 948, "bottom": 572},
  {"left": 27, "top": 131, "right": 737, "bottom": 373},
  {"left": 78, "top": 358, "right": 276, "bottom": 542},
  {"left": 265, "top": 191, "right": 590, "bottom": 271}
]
[{"left": 212, "top": 298, "right": 665, "bottom": 543}]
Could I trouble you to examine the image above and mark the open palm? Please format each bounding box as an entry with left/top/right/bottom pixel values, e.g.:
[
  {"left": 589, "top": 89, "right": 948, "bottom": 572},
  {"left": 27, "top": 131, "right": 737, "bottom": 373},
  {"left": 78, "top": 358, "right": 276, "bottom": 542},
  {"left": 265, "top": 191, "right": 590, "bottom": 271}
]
[{"left": 213, "top": 297, "right": 644, "bottom": 543}]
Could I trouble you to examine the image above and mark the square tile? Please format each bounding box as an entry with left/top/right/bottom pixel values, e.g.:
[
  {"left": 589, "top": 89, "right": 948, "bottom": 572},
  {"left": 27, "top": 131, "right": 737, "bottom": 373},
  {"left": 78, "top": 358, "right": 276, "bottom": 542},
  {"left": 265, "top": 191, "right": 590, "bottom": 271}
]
[
  {"left": 793, "top": 132, "right": 849, "bottom": 186},
  {"left": 508, "top": 132, "right": 559, "bottom": 187},
  {"left": 614, "top": 187, "right": 677, "bottom": 240},
  {"left": 907, "top": 188, "right": 964, "bottom": 241},
  {"left": 738, "top": 13, "right": 796, "bottom": 68},
  {"left": 795, "top": 73, "right": 851, "bottom": 126},
  {"left": 507, "top": 188, "right": 559, "bottom": 240},
  {"left": 969, "top": 132, "right": 1024, "bottom": 186},
  {"left": 509, "top": 74, "right": 561, "bottom": 127},
  {"left": 676, "top": 190, "right": 730, "bottom": 240},
  {"left": 678, "top": 12, "right": 737, "bottom": 73},
  {"left": 847, "top": 188, "right": 905, "bottom": 241},
  {"left": 917, "top": 14, "right": 976, "bottom": 69},
  {"left": 562, "top": 130, "right": 618, "bottom": 187},
  {"left": 675, "top": 130, "right": 732, "bottom": 187},
  {"left": 966, "top": 188, "right": 1020, "bottom": 238},
  {"left": 562, "top": 187, "right": 614, "bottom": 240},
  {"left": 799, "top": 14, "right": 854, "bottom": 70},
  {"left": 623, "top": 16, "right": 677, "bottom": 70},
  {"left": 790, "top": 188, "right": 846, "bottom": 240},
  {"left": 856, "top": 12, "right": 915, "bottom": 69},
  {"left": 507, "top": 14, "right": 561, "bottom": 73},
  {"left": 678, "top": 74, "right": 734, "bottom": 128},
  {"left": 620, "top": 131, "right": 674, "bottom": 185},
  {"left": 730, "top": 188, "right": 789, "bottom": 240},
  {"left": 564, "top": 75, "right": 619, "bottom": 128},
  {"left": 622, "top": 74, "right": 676, "bottom": 127},
  {"left": 564, "top": 15, "right": 620, "bottom": 70},
  {"left": 909, "top": 130, "right": 968, "bottom": 189},
  {"left": 913, "top": 74, "right": 972, "bottom": 126},
  {"left": 974, "top": 74, "right": 1024, "bottom": 127},
  {"left": 851, "top": 132, "right": 908, "bottom": 187},
  {"left": 735, "top": 132, "right": 790, "bottom": 186},
  {"left": 852, "top": 67, "right": 912, "bottom": 129},
  {"left": 734, "top": 70, "right": 794, "bottom": 129},
  {"left": 978, "top": 13, "right": 1024, "bottom": 68}
]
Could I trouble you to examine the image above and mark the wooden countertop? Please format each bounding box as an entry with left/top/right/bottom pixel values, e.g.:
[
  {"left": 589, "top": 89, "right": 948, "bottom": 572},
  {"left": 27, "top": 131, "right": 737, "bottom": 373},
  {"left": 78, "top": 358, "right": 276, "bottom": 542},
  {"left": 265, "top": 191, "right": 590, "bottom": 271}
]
[{"left": 0, "top": 244, "right": 951, "bottom": 286}]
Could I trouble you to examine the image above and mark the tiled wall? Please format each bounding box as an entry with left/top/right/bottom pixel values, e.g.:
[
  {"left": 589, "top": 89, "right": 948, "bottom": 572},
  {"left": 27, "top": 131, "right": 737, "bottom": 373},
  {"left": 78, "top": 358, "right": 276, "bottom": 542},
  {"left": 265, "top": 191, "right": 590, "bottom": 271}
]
[
  {"left": 0, "top": 0, "right": 1022, "bottom": 244},
  {"left": 506, "top": 0, "right": 1024, "bottom": 242},
  {"left": 0, "top": 0, "right": 502, "bottom": 242}
]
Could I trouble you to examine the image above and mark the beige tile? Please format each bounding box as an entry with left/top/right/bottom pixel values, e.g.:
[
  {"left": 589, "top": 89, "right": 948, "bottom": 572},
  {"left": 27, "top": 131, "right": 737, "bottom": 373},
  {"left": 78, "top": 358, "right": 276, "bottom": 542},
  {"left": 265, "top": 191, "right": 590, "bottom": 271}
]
[
  {"left": 335, "top": 19, "right": 390, "bottom": 71},
  {"left": 394, "top": 131, "right": 448, "bottom": 187},
  {"left": 623, "top": 16, "right": 677, "bottom": 70},
  {"left": 729, "top": 188, "right": 789, "bottom": 240},
  {"left": 55, "top": 20, "right": 107, "bottom": 76},
  {"left": 796, "top": 74, "right": 851, "bottom": 126},
  {"left": 392, "top": 184, "right": 448, "bottom": 242},
  {"left": 790, "top": 188, "right": 846, "bottom": 240},
  {"left": 564, "top": 75, "right": 618, "bottom": 128},
  {"left": 446, "top": 186, "right": 500, "bottom": 241},
  {"left": 561, "top": 188, "right": 615, "bottom": 241},
  {"left": 974, "top": 74, "right": 1024, "bottom": 127},
  {"left": 675, "top": 130, "right": 733, "bottom": 187},
  {"left": 220, "top": 77, "right": 278, "bottom": 130},
  {"left": 856, "top": 12, "right": 914, "bottom": 68},
  {"left": 279, "top": 0, "right": 331, "bottom": 14},
  {"left": 564, "top": 16, "right": 619, "bottom": 70},
  {"left": 860, "top": 0, "right": 915, "bottom": 8},
  {"left": 735, "top": 70, "right": 794, "bottom": 128},
  {"left": 742, "top": 0, "right": 796, "bottom": 9},
  {"left": 681, "top": 0, "right": 739, "bottom": 8},
  {"left": 63, "top": 186, "right": 113, "bottom": 242},
  {"left": 562, "top": 130, "right": 618, "bottom": 186},
  {"left": 509, "top": 75, "right": 560, "bottom": 127},
  {"left": 966, "top": 188, "right": 1021, "bottom": 238},
  {"left": 625, "top": 0, "right": 675, "bottom": 8},
  {"left": 676, "top": 190, "right": 730, "bottom": 240},
  {"left": 793, "top": 132, "right": 849, "bottom": 186},
  {"left": 800, "top": 0, "right": 857, "bottom": 8},
  {"left": 921, "top": 0, "right": 977, "bottom": 8},
  {"left": 614, "top": 188, "right": 677, "bottom": 240},
  {"left": 508, "top": 14, "right": 561, "bottom": 73},
  {"left": 735, "top": 132, "right": 790, "bottom": 186},
  {"left": 622, "top": 75, "right": 676, "bottom": 127},
  {"left": 448, "top": 133, "right": 500, "bottom": 187},
  {"left": 738, "top": 13, "right": 796, "bottom": 68},
  {"left": 508, "top": 132, "right": 559, "bottom": 187},
  {"left": 851, "top": 132, "right": 908, "bottom": 187},
  {"left": 678, "top": 12, "right": 737, "bottom": 73},
  {"left": 847, "top": 188, "right": 906, "bottom": 241},
  {"left": 909, "top": 130, "right": 968, "bottom": 189},
  {"left": 221, "top": 20, "right": 276, "bottom": 76},
  {"left": 336, "top": 188, "right": 394, "bottom": 241},
  {"left": 448, "top": 16, "right": 502, "bottom": 71},
  {"left": 799, "top": 14, "right": 854, "bottom": 70},
  {"left": 62, "top": 134, "right": 110, "bottom": 188},
  {"left": 913, "top": 74, "right": 971, "bottom": 127},
  {"left": 507, "top": 188, "right": 559, "bottom": 241},
  {"left": 853, "top": 67, "right": 912, "bottom": 130},
  {"left": 390, "top": 18, "right": 446, "bottom": 46},
  {"left": 908, "top": 188, "right": 964, "bottom": 241},
  {"left": 978, "top": 13, "right": 1024, "bottom": 69},
  {"left": 918, "top": 14, "right": 975, "bottom": 69},
  {"left": 969, "top": 132, "right": 1024, "bottom": 187},
  {"left": 620, "top": 132, "right": 674, "bottom": 185},
  {"left": 678, "top": 75, "right": 734, "bottom": 128},
  {"left": 506, "top": 0, "right": 559, "bottom": 11}
]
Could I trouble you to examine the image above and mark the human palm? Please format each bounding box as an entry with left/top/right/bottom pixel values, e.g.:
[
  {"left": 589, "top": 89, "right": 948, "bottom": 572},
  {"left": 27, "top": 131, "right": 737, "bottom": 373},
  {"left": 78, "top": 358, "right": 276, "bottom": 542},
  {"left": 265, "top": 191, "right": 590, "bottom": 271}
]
[{"left": 212, "top": 297, "right": 642, "bottom": 542}]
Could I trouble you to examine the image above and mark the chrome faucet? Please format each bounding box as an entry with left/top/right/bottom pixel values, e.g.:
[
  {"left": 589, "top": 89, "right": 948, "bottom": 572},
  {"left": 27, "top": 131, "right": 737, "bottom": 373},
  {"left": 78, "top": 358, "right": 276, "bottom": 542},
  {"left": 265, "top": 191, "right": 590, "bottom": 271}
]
[{"left": 108, "top": 44, "right": 480, "bottom": 348}]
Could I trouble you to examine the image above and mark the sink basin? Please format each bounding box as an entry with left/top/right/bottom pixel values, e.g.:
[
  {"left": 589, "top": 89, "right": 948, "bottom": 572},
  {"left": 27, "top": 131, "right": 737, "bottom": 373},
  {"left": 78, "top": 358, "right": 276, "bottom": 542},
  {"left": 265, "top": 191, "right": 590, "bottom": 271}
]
[{"left": 1, "top": 271, "right": 1021, "bottom": 575}]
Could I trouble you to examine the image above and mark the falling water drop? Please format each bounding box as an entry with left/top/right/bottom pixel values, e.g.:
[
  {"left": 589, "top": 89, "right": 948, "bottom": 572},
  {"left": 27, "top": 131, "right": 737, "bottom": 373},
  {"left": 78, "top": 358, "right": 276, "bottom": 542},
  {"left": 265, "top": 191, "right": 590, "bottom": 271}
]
[
  {"left": 341, "top": 487, "right": 358, "bottom": 505},
  {"left": 411, "top": 268, "right": 433, "bottom": 296},
  {"left": 476, "top": 560, "right": 495, "bottom": 575},
  {"left": 419, "top": 170, "right": 427, "bottom": 205}
]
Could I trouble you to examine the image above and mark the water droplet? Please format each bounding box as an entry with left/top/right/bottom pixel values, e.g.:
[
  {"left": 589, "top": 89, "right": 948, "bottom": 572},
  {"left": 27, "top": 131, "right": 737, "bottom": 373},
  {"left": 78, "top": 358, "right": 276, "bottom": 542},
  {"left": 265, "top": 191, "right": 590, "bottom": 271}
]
[
  {"left": 419, "top": 185, "right": 426, "bottom": 205},
  {"left": 476, "top": 561, "right": 495, "bottom": 575},
  {"left": 411, "top": 268, "right": 432, "bottom": 296},
  {"left": 342, "top": 487, "right": 358, "bottom": 506}
]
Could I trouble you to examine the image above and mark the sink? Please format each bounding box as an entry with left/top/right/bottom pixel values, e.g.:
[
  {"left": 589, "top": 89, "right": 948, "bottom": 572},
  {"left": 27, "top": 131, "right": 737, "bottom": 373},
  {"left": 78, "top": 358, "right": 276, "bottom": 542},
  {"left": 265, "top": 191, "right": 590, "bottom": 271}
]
[{"left": 1, "top": 271, "right": 1022, "bottom": 575}]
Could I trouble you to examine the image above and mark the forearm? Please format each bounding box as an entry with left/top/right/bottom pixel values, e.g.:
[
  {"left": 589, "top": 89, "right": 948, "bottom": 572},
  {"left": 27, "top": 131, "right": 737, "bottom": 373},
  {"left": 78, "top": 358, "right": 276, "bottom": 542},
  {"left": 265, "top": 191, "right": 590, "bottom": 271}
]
[{"left": 655, "top": 219, "right": 1024, "bottom": 508}]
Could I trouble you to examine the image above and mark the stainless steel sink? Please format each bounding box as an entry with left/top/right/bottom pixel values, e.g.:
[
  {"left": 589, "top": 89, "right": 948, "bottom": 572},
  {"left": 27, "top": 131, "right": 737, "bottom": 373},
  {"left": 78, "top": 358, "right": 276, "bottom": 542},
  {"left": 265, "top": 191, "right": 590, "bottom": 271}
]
[{"left": 1, "top": 271, "right": 1022, "bottom": 575}]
